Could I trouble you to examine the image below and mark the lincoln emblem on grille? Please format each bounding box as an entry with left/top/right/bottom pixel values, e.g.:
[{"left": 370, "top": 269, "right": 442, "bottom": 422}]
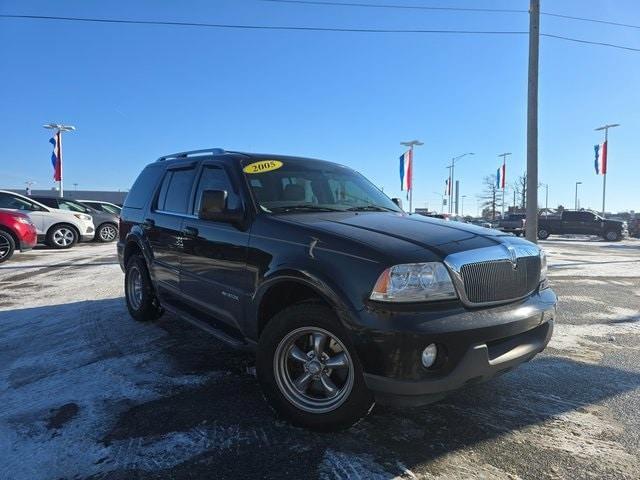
[{"left": 506, "top": 245, "right": 518, "bottom": 270}]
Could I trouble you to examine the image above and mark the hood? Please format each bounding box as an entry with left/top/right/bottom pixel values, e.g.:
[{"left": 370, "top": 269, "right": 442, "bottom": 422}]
[{"left": 275, "top": 212, "right": 513, "bottom": 258}]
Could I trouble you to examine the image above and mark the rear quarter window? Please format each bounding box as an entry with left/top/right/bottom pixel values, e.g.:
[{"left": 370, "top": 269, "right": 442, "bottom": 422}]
[{"left": 124, "top": 164, "right": 164, "bottom": 210}]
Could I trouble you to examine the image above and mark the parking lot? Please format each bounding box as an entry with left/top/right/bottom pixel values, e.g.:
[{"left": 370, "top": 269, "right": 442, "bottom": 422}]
[{"left": 1, "top": 238, "right": 639, "bottom": 480}]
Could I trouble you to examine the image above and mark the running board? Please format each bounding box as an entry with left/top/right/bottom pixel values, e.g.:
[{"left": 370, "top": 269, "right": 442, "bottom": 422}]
[{"left": 163, "top": 304, "right": 248, "bottom": 349}]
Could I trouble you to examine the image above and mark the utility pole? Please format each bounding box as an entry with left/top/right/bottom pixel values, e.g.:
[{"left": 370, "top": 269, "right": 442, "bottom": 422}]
[
  {"left": 400, "top": 140, "right": 423, "bottom": 213},
  {"left": 446, "top": 166, "right": 452, "bottom": 213},
  {"left": 43, "top": 123, "right": 76, "bottom": 198},
  {"left": 455, "top": 180, "right": 460, "bottom": 215},
  {"left": 461, "top": 195, "right": 467, "bottom": 216},
  {"left": 525, "top": 0, "right": 540, "bottom": 242},
  {"left": 595, "top": 123, "right": 620, "bottom": 218},
  {"left": 448, "top": 153, "right": 474, "bottom": 214},
  {"left": 498, "top": 152, "right": 511, "bottom": 217}
]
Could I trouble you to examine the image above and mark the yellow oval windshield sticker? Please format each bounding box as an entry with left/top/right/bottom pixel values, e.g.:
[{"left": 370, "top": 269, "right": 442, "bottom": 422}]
[{"left": 243, "top": 160, "right": 283, "bottom": 174}]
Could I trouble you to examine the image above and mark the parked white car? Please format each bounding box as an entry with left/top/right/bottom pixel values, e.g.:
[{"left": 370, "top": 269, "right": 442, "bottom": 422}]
[{"left": 0, "top": 190, "right": 95, "bottom": 248}]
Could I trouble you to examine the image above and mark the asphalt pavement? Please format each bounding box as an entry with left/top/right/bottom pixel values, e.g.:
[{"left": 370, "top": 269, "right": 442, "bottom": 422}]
[{"left": 0, "top": 236, "right": 638, "bottom": 479}]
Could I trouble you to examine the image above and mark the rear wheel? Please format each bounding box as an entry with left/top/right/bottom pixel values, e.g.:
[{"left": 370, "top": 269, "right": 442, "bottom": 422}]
[
  {"left": 257, "top": 303, "right": 374, "bottom": 431},
  {"left": 0, "top": 230, "right": 16, "bottom": 263},
  {"left": 125, "top": 255, "right": 163, "bottom": 322},
  {"left": 46, "top": 224, "right": 78, "bottom": 249},
  {"left": 96, "top": 223, "right": 118, "bottom": 242},
  {"left": 537, "top": 228, "right": 550, "bottom": 240}
]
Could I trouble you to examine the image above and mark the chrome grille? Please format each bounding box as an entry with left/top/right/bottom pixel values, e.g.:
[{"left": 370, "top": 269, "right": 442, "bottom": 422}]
[{"left": 459, "top": 256, "right": 540, "bottom": 304}]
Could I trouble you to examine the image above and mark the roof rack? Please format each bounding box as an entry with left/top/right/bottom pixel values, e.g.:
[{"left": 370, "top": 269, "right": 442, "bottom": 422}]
[{"left": 157, "top": 148, "right": 225, "bottom": 162}]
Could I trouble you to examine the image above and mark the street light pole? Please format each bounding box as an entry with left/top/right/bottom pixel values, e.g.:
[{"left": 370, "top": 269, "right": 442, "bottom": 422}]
[
  {"left": 448, "top": 152, "right": 474, "bottom": 214},
  {"left": 595, "top": 123, "right": 620, "bottom": 218},
  {"left": 400, "top": 140, "right": 424, "bottom": 214},
  {"left": 574, "top": 182, "right": 582, "bottom": 210},
  {"left": 43, "top": 123, "right": 76, "bottom": 198},
  {"left": 461, "top": 195, "right": 467, "bottom": 216}
]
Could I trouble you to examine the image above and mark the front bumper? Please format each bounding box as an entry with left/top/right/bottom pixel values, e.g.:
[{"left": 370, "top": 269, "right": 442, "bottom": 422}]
[
  {"left": 352, "top": 288, "right": 557, "bottom": 407},
  {"left": 80, "top": 224, "right": 95, "bottom": 242}
]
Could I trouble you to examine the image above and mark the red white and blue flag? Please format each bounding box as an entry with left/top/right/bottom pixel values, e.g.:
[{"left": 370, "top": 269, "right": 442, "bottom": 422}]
[
  {"left": 496, "top": 162, "right": 506, "bottom": 189},
  {"left": 50, "top": 132, "right": 62, "bottom": 181},
  {"left": 594, "top": 141, "right": 607, "bottom": 175},
  {"left": 399, "top": 150, "right": 413, "bottom": 192}
]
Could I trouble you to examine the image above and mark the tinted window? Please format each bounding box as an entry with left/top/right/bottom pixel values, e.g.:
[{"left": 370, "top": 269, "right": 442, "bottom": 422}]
[
  {"left": 193, "top": 166, "right": 240, "bottom": 214},
  {"left": 578, "top": 212, "right": 595, "bottom": 222},
  {"left": 32, "top": 197, "right": 58, "bottom": 208},
  {"left": 157, "top": 168, "right": 196, "bottom": 214},
  {"left": 0, "top": 193, "right": 40, "bottom": 211},
  {"left": 58, "top": 200, "right": 90, "bottom": 213},
  {"left": 124, "top": 164, "right": 164, "bottom": 209},
  {"left": 563, "top": 211, "right": 579, "bottom": 221}
]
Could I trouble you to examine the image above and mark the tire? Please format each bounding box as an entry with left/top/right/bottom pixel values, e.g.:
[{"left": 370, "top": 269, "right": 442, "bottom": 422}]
[
  {"left": 257, "top": 303, "right": 374, "bottom": 431},
  {"left": 604, "top": 230, "right": 621, "bottom": 241},
  {"left": 46, "top": 224, "right": 78, "bottom": 249},
  {"left": 96, "top": 223, "right": 118, "bottom": 243},
  {"left": 124, "top": 255, "right": 163, "bottom": 322},
  {"left": 537, "top": 228, "right": 550, "bottom": 240},
  {"left": 0, "top": 229, "right": 16, "bottom": 263},
  {"left": 514, "top": 232, "right": 522, "bottom": 237}
]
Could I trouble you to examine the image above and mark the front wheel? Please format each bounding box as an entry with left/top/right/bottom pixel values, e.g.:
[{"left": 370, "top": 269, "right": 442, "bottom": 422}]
[
  {"left": 604, "top": 230, "right": 621, "bottom": 241},
  {"left": 96, "top": 223, "right": 118, "bottom": 242},
  {"left": 257, "top": 303, "right": 374, "bottom": 431},
  {"left": 46, "top": 224, "right": 78, "bottom": 249},
  {"left": 538, "top": 228, "right": 550, "bottom": 240},
  {"left": 0, "top": 230, "right": 16, "bottom": 263},
  {"left": 125, "top": 255, "right": 163, "bottom": 322}
]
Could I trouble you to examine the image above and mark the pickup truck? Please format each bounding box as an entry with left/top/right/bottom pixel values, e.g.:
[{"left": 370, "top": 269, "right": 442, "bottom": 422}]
[
  {"left": 498, "top": 213, "right": 526, "bottom": 236},
  {"left": 118, "top": 148, "right": 557, "bottom": 430},
  {"left": 537, "top": 210, "right": 627, "bottom": 241}
]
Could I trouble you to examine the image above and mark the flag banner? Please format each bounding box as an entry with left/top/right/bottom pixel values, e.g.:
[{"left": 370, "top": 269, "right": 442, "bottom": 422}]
[
  {"left": 496, "top": 162, "right": 506, "bottom": 189},
  {"left": 594, "top": 141, "right": 607, "bottom": 175},
  {"left": 445, "top": 178, "right": 449, "bottom": 195},
  {"left": 399, "top": 150, "right": 413, "bottom": 191},
  {"left": 50, "top": 132, "right": 62, "bottom": 181}
]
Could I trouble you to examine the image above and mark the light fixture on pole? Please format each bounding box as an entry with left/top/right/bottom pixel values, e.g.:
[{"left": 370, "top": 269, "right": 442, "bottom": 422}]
[
  {"left": 43, "top": 123, "right": 76, "bottom": 198},
  {"left": 595, "top": 123, "right": 620, "bottom": 218},
  {"left": 448, "top": 152, "right": 474, "bottom": 214},
  {"left": 574, "top": 181, "right": 582, "bottom": 210},
  {"left": 400, "top": 140, "right": 423, "bottom": 214}
]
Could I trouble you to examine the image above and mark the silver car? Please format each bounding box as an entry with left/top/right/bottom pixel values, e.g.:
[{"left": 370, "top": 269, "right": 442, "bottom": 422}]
[{"left": 31, "top": 196, "right": 119, "bottom": 243}]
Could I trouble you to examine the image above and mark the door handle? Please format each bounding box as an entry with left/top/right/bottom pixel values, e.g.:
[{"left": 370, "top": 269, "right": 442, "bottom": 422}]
[
  {"left": 142, "top": 218, "right": 155, "bottom": 229},
  {"left": 182, "top": 226, "right": 199, "bottom": 238}
]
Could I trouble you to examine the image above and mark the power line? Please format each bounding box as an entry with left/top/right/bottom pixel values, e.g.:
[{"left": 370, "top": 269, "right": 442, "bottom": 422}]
[
  {"left": 0, "top": 14, "right": 527, "bottom": 34},
  {"left": 541, "top": 33, "right": 640, "bottom": 52},
  {"left": 260, "top": 0, "right": 640, "bottom": 30},
  {"left": 1, "top": 13, "right": 639, "bottom": 52},
  {"left": 260, "top": 0, "right": 526, "bottom": 14}
]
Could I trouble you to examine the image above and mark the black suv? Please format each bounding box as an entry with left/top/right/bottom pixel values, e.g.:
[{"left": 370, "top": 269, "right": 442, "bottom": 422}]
[{"left": 118, "top": 149, "right": 557, "bottom": 430}]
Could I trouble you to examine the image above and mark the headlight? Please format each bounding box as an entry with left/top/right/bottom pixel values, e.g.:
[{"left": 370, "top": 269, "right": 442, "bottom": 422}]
[
  {"left": 74, "top": 213, "right": 92, "bottom": 222},
  {"left": 16, "top": 216, "right": 32, "bottom": 224},
  {"left": 539, "top": 250, "right": 549, "bottom": 289},
  {"left": 370, "top": 262, "right": 457, "bottom": 302}
]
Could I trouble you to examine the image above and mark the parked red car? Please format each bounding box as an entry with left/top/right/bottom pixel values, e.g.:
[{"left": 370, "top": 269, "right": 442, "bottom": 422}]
[{"left": 0, "top": 209, "right": 37, "bottom": 263}]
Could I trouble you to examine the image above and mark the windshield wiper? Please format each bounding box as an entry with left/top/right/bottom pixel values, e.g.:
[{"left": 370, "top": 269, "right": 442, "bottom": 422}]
[
  {"left": 346, "top": 205, "right": 395, "bottom": 212},
  {"left": 272, "top": 205, "right": 345, "bottom": 213}
]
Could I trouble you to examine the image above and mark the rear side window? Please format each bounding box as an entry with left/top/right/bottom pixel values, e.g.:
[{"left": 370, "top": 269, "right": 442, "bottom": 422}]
[
  {"left": 124, "top": 165, "right": 164, "bottom": 209},
  {"left": 156, "top": 167, "right": 197, "bottom": 214},
  {"left": 193, "top": 165, "right": 240, "bottom": 214}
]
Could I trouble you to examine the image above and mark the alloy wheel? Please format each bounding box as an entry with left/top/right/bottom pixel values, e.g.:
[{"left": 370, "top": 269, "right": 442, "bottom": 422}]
[
  {"left": 99, "top": 224, "right": 118, "bottom": 242},
  {"left": 0, "top": 234, "right": 10, "bottom": 260},
  {"left": 274, "top": 327, "right": 354, "bottom": 414},
  {"left": 127, "top": 265, "right": 144, "bottom": 311},
  {"left": 53, "top": 228, "right": 75, "bottom": 247}
]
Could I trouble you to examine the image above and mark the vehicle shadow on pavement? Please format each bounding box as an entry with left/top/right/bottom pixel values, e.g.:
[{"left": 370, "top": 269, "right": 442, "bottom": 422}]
[{"left": 2, "top": 299, "right": 639, "bottom": 479}]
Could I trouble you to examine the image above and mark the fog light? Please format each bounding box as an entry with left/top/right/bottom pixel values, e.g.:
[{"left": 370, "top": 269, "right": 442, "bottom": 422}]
[{"left": 421, "top": 343, "right": 438, "bottom": 368}]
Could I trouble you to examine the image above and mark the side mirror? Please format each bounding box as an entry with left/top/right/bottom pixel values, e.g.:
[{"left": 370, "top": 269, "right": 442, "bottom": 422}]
[
  {"left": 391, "top": 198, "right": 403, "bottom": 209},
  {"left": 198, "top": 190, "right": 244, "bottom": 224}
]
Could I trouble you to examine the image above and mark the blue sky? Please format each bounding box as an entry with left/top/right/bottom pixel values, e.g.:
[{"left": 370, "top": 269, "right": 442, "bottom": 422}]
[{"left": 1, "top": 0, "right": 638, "bottom": 214}]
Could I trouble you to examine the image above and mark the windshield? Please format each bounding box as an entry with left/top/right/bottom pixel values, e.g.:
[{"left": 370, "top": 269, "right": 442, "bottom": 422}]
[{"left": 242, "top": 159, "right": 402, "bottom": 214}]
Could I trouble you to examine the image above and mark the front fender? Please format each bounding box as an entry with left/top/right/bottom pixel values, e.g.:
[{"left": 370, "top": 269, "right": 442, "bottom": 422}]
[{"left": 122, "top": 226, "right": 154, "bottom": 272}]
